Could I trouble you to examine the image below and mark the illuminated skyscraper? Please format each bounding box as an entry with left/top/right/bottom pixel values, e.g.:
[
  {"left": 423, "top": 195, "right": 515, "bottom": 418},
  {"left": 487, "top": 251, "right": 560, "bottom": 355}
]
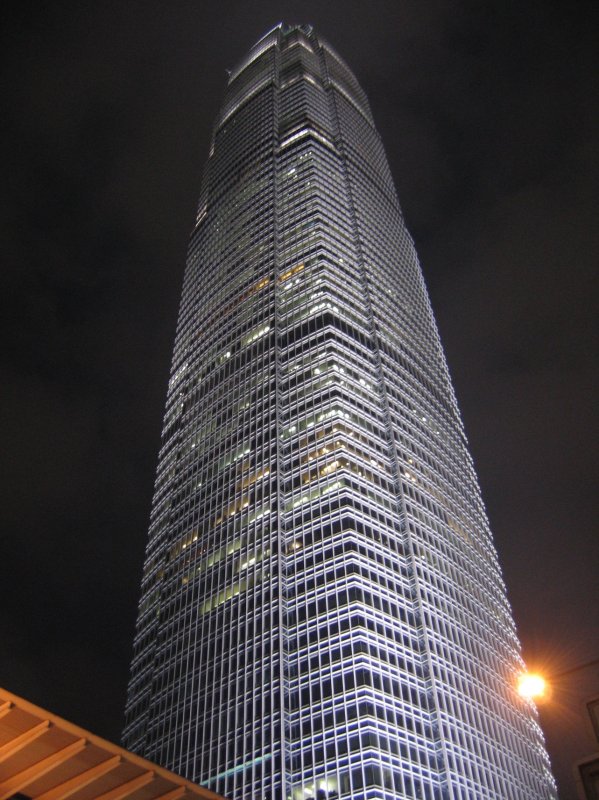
[{"left": 123, "top": 24, "right": 555, "bottom": 800}]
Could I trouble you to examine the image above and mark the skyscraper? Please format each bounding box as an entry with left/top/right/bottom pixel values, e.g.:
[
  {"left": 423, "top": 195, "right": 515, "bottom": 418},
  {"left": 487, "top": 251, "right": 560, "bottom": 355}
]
[{"left": 123, "top": 23, "right": 555, "bottom": 800}]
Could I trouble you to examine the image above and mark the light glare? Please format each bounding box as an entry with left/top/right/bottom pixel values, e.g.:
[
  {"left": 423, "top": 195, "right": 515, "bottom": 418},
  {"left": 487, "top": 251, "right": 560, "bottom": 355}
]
[{"left": 518, "top": 673, "right": 547, "bottom": 699}]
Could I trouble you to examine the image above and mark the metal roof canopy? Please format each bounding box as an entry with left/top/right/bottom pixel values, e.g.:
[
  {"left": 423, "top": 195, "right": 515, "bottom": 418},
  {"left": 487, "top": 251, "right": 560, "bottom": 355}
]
[{"left": 0, "top": 689, "right": 223, "bottom": 800}]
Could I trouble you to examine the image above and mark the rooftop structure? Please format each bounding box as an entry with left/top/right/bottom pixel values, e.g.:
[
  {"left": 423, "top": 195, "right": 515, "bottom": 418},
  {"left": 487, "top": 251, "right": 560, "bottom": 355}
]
[{"left": 0, "top": 688, "right": 222, "bottom": 800}]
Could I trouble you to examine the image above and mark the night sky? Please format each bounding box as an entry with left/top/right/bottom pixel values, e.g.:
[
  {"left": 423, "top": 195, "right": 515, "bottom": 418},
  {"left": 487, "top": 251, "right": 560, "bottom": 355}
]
[{"left": 2, "top": 2, "right": 597, "bottom": 798}]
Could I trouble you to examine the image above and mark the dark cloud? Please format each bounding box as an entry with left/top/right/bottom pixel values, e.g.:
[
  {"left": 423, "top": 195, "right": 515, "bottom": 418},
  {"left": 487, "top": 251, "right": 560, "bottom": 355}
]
[{"left": 1, "top": 0, "right": 596, "bottom": 794}]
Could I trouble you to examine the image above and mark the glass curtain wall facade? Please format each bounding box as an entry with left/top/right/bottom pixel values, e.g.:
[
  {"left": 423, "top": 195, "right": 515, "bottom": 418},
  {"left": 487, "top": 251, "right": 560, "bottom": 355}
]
[{"left": 123, "top": 24, "right": 555, "bottom": 800}]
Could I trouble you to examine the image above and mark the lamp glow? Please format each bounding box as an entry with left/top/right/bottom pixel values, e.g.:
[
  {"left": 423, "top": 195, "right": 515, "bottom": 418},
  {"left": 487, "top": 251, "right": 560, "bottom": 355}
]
[{"left": 517, "top": 673, "right": 547, "bottom": 700}]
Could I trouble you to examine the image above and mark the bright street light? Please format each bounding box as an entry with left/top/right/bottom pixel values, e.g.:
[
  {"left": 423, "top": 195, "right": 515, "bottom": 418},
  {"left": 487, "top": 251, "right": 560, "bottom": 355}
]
[
  {"left": 517, "top": 658, "right": 599, "bottom": 703},
  {"left": 517, "top": 673, "right": 547, "bottom": 700}
]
